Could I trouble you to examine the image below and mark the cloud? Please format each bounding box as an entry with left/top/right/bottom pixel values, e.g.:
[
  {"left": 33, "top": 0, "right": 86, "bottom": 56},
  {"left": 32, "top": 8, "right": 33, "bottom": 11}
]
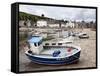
[{"left": 19, "top": 5, "right": 96, "bottom": 22}]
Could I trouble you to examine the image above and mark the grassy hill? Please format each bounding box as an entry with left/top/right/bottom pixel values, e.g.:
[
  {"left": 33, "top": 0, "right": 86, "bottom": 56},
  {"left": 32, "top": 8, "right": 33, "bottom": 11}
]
[{"left": 19, "top": 12, "right": 54, "bottom": 22}]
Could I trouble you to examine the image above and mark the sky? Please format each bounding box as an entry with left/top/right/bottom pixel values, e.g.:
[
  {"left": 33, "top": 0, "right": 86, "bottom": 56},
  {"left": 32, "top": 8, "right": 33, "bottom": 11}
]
[{"left": 19, "top": 4, "right": 96, "bottom": 22}]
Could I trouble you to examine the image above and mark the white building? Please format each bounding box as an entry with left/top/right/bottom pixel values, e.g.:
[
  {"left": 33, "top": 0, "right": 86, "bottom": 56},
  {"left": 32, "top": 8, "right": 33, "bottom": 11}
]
[
  {"left": 26, "top": 20, "right": 31, "bottom": 27},
  {"left": 66, "top": 21, "right": 75, "bottom": 28},
  {"left": 36, "top": 19, "right": 75, "bottom": 28},
  {"left": 19, "top": 20, "right": 25, "bottom": 27},
  {"left": 37, "top": 20, "right": 47, "bottom": 27},
  {"left": 48, "top": 24, "right": 59, "bottom": 28},
  {"left": 61, "top": 24, "right": 66, "bottom": 27}
]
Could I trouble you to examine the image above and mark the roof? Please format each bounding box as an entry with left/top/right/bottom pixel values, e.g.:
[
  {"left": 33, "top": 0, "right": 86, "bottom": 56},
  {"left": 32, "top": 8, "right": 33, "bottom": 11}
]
[{"left": 28, "top": 36, "right": 42, "bottom": 43}]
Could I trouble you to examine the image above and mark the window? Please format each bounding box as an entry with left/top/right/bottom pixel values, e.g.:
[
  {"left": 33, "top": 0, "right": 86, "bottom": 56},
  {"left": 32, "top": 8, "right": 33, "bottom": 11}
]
[
  {"left": 58, "top": 43, "right": 62, "bottom": 45},
  {"left": 34, "top": 43, "right": 37, "bottom": 47},
  {"left": 52, "top": 43, "right": 56, "bottom": 45},
  {"left": 38, "top": 42, "right": 40, "bottom": 46},
  {"left": 45, "top": 43, "right": 49, "bottom": 45}
]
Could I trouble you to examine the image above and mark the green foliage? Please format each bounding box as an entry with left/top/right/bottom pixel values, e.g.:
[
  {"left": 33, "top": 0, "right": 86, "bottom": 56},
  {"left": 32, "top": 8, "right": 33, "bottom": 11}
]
[
  {"left": 19, "top": 12, "right": 52, "bottom": 22},
  {"left": 19, "top": 12, "right": 38, "bottom": 22}
]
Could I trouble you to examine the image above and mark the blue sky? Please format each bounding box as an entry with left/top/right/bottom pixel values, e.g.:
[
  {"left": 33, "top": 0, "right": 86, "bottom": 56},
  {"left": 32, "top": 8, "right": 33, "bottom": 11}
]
[{"left": 19, "top": 4, "right": 96, "bottom": 22}]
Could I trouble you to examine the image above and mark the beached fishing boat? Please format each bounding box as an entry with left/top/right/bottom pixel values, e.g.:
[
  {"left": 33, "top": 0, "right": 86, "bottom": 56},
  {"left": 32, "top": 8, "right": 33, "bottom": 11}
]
[{"left": 25, "top": 36, "right": 81, "bottom": 65}]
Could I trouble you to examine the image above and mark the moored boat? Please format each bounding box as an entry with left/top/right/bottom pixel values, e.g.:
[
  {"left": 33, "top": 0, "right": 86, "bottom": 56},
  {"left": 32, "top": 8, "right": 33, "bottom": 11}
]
[
  {"left": 78, "top": 33, "right": 89, "bottom": 39},
  {"left": 25, "top": 36, "right": 81, "bottom": 65}
]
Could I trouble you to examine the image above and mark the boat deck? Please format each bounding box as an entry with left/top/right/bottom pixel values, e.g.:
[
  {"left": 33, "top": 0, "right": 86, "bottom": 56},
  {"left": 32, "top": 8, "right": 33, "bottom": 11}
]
[{"left": 37, "top": 47, "right": 79, "bottom": 58}]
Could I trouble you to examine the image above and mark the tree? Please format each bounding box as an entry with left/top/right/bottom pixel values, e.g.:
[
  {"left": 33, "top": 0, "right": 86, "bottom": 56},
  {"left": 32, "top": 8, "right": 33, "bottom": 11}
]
[{"left": 41, "top": 14, "right": 44, "bottom": 17}]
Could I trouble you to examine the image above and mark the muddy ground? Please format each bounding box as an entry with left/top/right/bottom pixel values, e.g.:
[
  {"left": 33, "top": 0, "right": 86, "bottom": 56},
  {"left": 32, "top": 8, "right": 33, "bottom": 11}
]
[{"left": 19, "top": 28, "right": 96, "bottom": 72}]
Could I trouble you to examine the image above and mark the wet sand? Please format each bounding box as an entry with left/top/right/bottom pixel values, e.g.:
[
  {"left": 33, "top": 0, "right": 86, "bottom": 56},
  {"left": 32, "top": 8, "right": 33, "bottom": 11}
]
[{"left": 19, "top": 28, "right": 96, "bottom": 72}]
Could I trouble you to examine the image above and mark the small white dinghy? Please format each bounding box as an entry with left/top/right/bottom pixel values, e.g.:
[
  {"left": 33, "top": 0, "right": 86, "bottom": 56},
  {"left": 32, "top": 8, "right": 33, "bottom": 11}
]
[
  {"left": 78, "top": 33, "right": 89, "bottom": 39},
  {"left": 25, "top": 36, "right": 81, "bottom": 65}
]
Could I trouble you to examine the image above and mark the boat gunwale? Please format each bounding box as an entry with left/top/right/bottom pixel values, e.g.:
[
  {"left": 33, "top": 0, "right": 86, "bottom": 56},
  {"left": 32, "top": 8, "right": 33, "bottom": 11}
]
[{"left": 25, "top": 45, "right": 81, "bottom": 59}]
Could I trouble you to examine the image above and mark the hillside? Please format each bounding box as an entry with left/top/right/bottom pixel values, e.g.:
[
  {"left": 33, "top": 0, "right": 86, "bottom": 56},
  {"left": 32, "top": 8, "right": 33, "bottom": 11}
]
[{"left": 19, "top": 12, "right": 55, "bottom": 22}]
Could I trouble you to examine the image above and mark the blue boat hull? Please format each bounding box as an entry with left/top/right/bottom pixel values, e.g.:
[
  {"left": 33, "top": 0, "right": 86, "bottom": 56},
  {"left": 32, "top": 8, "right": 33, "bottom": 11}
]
[{"left": 25, "top": 51, "right": 81, "bottom": 65}]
